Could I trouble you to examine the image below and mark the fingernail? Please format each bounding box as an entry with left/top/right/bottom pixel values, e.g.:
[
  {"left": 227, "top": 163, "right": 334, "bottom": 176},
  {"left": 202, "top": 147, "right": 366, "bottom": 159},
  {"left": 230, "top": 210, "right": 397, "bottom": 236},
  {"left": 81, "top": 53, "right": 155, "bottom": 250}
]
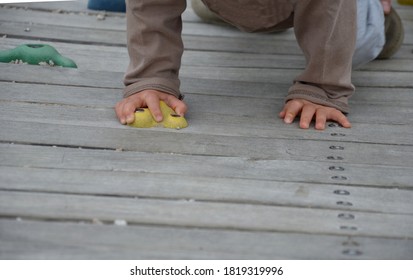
[
  {"left": 155, "top": 115, "right": 163, "bottom": 122},
  {"left": 126, "top": 115, "right": 134, "bottom": 124},
  {"left": 284, "top": 117, "right": 292, "bottom": 124}
]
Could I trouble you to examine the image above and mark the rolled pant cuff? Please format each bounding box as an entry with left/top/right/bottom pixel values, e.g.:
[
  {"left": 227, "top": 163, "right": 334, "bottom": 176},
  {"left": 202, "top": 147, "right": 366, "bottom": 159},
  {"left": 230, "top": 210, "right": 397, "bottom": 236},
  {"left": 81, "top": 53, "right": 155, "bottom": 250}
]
[
  {"left": 123, "top": 77, "right": 183, "bottom": 100},
  {"left": 285, "top": 90, "right": 349, "bottom": 114}
]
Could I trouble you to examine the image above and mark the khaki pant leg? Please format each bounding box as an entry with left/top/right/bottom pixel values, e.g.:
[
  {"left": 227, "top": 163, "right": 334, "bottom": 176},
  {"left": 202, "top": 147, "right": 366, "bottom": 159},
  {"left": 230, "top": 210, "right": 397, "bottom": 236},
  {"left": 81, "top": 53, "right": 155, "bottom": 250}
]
[{"left": 287, "top": 0, "right": 357, "bottom": 112}]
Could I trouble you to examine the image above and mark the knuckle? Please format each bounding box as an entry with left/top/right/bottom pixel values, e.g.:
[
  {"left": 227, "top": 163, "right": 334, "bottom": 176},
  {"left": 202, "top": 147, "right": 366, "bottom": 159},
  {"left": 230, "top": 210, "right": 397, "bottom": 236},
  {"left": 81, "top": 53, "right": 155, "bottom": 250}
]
[
  {"left": 286, "top": 112, "right": 296, "bottom": 118},
  {"left": 289, "top": 99, "right": 302, "bottom": 106},
  {"left": 115, "top": 100, "right": 124, "bottom": 108},
  {"left": 181, "top": 103, "right": 188, "bottom": 112}
]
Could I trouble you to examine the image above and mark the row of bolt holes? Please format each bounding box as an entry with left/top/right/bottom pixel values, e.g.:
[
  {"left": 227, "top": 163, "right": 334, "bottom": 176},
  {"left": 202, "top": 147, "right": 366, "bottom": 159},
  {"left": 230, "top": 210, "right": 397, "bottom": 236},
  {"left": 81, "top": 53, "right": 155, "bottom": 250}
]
[{"left": 328, "top": 123, "right": 362, "bottom": 257}]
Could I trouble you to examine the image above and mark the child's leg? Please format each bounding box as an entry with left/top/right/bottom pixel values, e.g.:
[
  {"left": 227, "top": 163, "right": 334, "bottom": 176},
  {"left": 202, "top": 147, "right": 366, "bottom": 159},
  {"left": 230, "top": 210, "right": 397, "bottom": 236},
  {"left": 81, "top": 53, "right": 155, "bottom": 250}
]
[
  {"left": 352, "top": 0, "right": 386, "bottom": 69},
  {"left": 287, "top": 0, "right": 357, "bottom": 113}
]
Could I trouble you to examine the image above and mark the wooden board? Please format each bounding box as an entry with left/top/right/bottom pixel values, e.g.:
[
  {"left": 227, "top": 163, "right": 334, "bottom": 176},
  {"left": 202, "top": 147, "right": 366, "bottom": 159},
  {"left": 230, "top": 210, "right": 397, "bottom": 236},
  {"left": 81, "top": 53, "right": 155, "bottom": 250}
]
[
  {"left": 1, "top": 143, "right": 412, "bottom": 188},
  {"left": 1, "top": 220, "right": 412, "bottom": 260},
  {"left": 1, "top": 98, "right": 413, "bottom": 149},
  {"left": 1, "top": 63, "right": 412, "bottom": 92},
  {"left": 2, "top": 38, "right": 412, "bottom": 72},
  {"left": 0, "top": 1, "right": 412, "bottom": 260},
  {"left": 1, "top": 189, "right": 413, "bottom": 238},
  {"left": 1, "top": 165, "right": 412, "bottom": 214}
]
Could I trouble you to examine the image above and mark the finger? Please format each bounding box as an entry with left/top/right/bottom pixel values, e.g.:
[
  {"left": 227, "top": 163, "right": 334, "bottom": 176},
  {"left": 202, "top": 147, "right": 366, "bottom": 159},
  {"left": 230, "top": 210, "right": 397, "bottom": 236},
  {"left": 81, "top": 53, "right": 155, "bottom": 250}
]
[
  {"left": 163, "top": 94, "right": 188, "bottom": 116},
  {"left": 283, "top": 100, "right": 304, "bottom": 124},
  {"left": 146, "top": 94, "right": 163, "bottom": 122},
  {"left": 279, "top": 106, "right": 286, "bottom": 118},
  {"left": 328, "top": 110, "right": 352, "bottom": 128},
  {"left": 331, "top": 114, "right": 351, "bottom": 128},
  {"left": 123, "top": 101, "right": 142, "bottom": 124},
  {"left": 116, "top": 94, "right": 144, "bottom": 125},
  {"left": 315, "top": 109, "right": 328, "bottom": 130},
  {"left": 115, "top": 100, "right": 127, "bottom": 125},
  {"left": 299, "top": 105, "right": 316, "bottom": 129}
]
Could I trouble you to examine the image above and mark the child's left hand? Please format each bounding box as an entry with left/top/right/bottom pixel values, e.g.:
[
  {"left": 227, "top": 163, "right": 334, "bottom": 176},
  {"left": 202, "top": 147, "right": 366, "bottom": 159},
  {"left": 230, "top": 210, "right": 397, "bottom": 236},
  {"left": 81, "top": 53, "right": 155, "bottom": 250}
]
[{"left": 279, "top": 99, "right": 351, "bottom": 130}]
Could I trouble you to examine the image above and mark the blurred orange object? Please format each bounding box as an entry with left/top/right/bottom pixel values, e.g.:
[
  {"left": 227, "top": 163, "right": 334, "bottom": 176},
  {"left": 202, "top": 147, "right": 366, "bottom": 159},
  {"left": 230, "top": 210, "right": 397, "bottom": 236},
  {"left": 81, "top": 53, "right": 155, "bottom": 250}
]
[{"left": 398, "top": 0, "right": 413, "bottom": 5}]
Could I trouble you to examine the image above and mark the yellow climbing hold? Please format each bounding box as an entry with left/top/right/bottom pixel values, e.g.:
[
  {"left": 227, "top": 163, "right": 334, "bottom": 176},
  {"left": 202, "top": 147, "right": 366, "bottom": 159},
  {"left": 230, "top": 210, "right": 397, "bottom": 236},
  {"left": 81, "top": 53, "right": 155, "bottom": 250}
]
[{"left": 128, "top": 101, "right": 188, "bottom": 129}]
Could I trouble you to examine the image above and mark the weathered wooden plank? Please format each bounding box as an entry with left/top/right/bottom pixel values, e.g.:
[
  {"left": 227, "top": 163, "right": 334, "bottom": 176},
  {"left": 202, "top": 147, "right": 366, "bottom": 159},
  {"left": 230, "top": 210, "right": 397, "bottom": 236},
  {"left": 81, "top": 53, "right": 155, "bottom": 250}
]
[
  {"left": 0, "top": 5, "right": 127, "bottom": 30},
  {"left": 0, "top": 0, "right": 411, "bottom": 262},
  {"left": 0, "top": 190, "right": 412, "bottom": 239},
  {"left": 1, "top": 0, "right": 90, "bottom": 13},
  {"left": 0, "top": 63, "right": 125, "bottom": 88},
  {"left": 0, "top": 24, "right": 303, "bottom": 54},
  {"left": 1, "top": 144, "right": 412, "bottom": 188},
  {"left": 1, "top": 100, "right": 413, "bottom": 165},
  {"left": 2, "top": 79, "right": 413, "bottom": 108},
  {"left": 2, "top": 4, "right": 413, "bottom": 42},
  {"left": 1, "top": 4, "right": 412, "bottom": 54},
  {"left": 0, "top": 38, "right": 413, "bottom": 76},
  {"left": 2, "top": 25, "right": 412, "bottom": 65},
  {"left": 2, "top": 38, "right": 411, "bottom": 73},
  {"left": 179, "top": 66, "right": 413, "bottom": 88},
  {"left": 0, "top": 27, "right": 413, "bottom": 63},
  {"left": 1, "top": 98, "right": 413, "bottom": 146},
  {"left": 398, "top": 9, "right": 413, "bottom": 22},
  {"left": 182, "top": 52, "right": 413, "bottom": 72},
  {"left": 0, "top": 0, "right": 201, "bottom": 22},
  {"left": 360, "top": 59, "right": 413, "bottom": 72},
  {"left": 0, "top": 82, "right": 120, "bottom": 107},
  {"left": 0, "top": 21, "right": 126, "bottom": 45},
  {"left": 0, "top": 10, "right": 297, "bottom": 42},
  {"left": 1, "top": 64, "right": 412, "bottom": 93},
  {"left": 1, "top": 0, "right": 188, "bottom": 16},
  {"left": 1, "top": 0, "right": 199, "bottom": 22},
  {"left": 182, "top": 37, "right": 413, "bottom": 59},
  {"left": 1, "top": 165, "right": 412, "bottom": 215},
  {"left": 1, "top": 82, "right": 413, "bottom": 130},
  {"left": 4, "top": 0, "right": 412, "bottom": 23},
  {"left": 2, "top": 220, "right": 412, "bottom": 259},
  {"left": 0, "top": 39, "right": 131, "bottom": 72}
]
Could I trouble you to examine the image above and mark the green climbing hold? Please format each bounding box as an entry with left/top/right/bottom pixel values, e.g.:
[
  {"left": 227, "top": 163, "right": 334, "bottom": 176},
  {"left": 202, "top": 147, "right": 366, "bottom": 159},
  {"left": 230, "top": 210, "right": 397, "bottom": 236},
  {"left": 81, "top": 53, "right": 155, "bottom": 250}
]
[{"left": 0, "top": 44, "right": 77, "bottom": 68}]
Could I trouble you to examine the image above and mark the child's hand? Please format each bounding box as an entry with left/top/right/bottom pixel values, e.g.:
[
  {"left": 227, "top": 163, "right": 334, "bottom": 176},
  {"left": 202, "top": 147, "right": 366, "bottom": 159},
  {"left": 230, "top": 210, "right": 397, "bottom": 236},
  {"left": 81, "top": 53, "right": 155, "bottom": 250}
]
[
  {"left": 279, "top": 99, "right": 351, "bottom": 130},
  {"left": 115, "top": 89, "right": 187, "bottom": 125},
  {"left": 381, "top": 0, "right": 392, "bottom": 15}
]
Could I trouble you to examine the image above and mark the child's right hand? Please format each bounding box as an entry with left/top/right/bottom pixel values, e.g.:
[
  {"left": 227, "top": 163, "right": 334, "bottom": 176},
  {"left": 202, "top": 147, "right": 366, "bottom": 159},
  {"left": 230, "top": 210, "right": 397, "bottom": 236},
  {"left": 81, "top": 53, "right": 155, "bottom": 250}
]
[
  {"left": 115, "top": 89, "right": 187, "bottom": 125},
  {"left": 279, "top": 99, "right": 351, "bottom": 130}
]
